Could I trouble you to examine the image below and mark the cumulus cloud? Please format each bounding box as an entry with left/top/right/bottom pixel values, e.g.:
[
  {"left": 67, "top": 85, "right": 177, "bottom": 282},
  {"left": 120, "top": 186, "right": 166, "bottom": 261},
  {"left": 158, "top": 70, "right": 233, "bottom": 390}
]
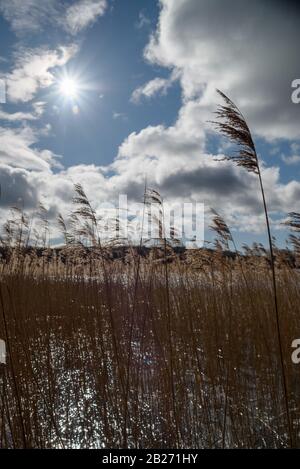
[
  {"left": 131, "top": 71, "right": 178, "bottom": 103},
  {"left": 0, "top": 126, "right": 60, "bottom": 171},
  {"left": 65, "top": 0, "right": 107, "bottom": 34},
  {"left": 3, "top": 45, "right": 78, "bottom": 103},
  {"left": 145, "top": 0, "right": 300, "bottom": 141},
  {"left": 0, "top": 164, "right": 39, "bottom": 208},
  {"left": 1, "top": 121, "right": 300, "bottom": 239},
  {"left": 106, "top": 94, "right": 300, "bottom": 235}
]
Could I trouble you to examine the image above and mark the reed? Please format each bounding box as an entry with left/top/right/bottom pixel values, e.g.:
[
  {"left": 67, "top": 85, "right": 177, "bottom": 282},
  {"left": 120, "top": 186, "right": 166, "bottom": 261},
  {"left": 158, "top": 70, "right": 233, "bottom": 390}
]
[{"left": 211, "top": 90, "right": 293, "bottom": 447}]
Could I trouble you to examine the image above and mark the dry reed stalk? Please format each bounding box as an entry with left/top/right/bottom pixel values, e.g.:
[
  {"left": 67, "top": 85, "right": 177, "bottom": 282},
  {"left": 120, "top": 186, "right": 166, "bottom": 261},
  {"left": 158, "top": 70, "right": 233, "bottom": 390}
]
[{"left": 211, "top": 90, "right": 293, "bottom": 447}]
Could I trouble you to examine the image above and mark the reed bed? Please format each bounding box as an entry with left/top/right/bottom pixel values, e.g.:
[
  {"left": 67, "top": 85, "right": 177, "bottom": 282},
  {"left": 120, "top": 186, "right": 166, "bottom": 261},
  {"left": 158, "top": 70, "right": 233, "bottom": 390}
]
[{"left": 0, "top": 251, "right": 300, "bottom": 448}]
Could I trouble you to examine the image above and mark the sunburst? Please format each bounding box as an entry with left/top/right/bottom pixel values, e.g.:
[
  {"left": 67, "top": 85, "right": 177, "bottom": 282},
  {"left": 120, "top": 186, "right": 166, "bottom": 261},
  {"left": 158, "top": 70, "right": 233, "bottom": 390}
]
[{"left": 59, "top": 77, "right": 79, "bottom": 98}]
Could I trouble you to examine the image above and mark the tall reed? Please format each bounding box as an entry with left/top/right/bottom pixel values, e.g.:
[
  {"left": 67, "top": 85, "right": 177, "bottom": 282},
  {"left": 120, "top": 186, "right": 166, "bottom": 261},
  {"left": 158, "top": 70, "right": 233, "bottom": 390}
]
[{"left": 211, "top": 89, "right": 293, "bottom": 446}]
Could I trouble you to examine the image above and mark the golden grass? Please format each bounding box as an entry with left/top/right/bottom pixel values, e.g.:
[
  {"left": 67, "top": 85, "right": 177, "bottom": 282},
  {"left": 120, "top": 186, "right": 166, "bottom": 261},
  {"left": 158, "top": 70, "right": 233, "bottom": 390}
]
[{"left": 0, "top": 251, "right": 299, "bottom": 448}]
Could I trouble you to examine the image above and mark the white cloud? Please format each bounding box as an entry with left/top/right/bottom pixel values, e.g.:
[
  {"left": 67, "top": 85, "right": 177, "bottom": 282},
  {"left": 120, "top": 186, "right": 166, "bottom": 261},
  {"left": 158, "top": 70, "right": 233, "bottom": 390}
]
[
  {"left": 131, "top": 71, "right": 178, "bottom": 104},
  {"left": 281, "top": 154, "right": 300, "bottom": 165},
  {"left": 65, "top": 0, "right": 107, "bottom": 35},
  {"left": 0, "top": 0, "right": 62, "bottom": 35},
  {"left": 0, "top": 164, "right": 39, "bottom": 208},
  {"left": 0, "top": 126, "right": 60, "bottom": 171},
  {"left": 3, "top": 45, "right": 78, "bottom": 103},
  {"left": 145, "top": 0, "right": 300, "bottom": 141},
  {"left": 1, "top": 114, "right": 300, "bottom": 239},
  {"left": 0, "top": 101, "right": 46, "bottom": 122},
  {"left": 0, "top": 0, "right": 107, "bottom": 36},
  {"left": 0, "top": 109, "right": 37, "bottom": 122}
]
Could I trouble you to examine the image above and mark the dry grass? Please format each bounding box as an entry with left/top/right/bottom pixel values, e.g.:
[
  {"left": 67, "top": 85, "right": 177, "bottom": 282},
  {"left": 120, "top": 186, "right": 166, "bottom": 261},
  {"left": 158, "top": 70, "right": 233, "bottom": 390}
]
[{"left": 0, "top": 249, "right": 300, "bottom": 448}]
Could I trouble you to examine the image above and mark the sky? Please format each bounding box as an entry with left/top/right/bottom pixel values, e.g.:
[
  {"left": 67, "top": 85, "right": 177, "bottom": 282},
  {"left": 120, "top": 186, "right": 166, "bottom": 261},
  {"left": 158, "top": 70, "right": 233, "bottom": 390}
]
[{"left": 0, "top": 0, "right": 300, "bottom": 248}]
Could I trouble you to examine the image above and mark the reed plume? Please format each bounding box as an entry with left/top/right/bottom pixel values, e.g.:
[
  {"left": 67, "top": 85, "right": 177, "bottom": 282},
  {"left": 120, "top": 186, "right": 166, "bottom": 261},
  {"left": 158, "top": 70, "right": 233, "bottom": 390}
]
[
  {"left": 284, "top": 212, "right": 300, "bottom": 232},
  {"left": 209, "top": 209, "right": 234, "bottom": 251}
]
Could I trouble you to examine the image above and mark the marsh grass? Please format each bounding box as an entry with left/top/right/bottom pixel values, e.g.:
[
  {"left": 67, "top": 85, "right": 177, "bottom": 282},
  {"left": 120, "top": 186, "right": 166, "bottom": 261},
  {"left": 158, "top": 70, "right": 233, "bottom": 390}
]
[{"left": 0, "top": 249, "right": 300, "bottom": 448}]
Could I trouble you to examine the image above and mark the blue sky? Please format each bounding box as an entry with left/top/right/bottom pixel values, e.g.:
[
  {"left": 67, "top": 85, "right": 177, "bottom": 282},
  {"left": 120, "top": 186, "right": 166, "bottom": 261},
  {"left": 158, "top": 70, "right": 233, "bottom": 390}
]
[{"left": 0, "top": 0, "right": 300, "bottom": 248}]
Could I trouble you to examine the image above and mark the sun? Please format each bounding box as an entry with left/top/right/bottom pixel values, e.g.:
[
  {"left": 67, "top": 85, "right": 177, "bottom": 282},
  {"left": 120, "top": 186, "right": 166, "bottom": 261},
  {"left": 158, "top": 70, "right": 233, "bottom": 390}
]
[{"left": 59, "top": 77, "right": 79, "bottom": 98}]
